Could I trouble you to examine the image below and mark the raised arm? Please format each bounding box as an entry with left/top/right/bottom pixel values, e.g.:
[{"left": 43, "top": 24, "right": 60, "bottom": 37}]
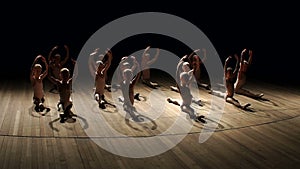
[
  {"left": 188, "top": 49, "right": 200, "bottom": 60},
  {"left": 201, "top": 48, "right": 207, "bottom": 62},
  {"left": 40, "top": 55, "right": 48, "bottom": 80},
  {"left": 88, "top": 49, "right": 99, "bottom": 77},
  {"left": 31, "top": 55, "right": 42, "bottom": 70},
  {"left": 233, "top": 54, "right": 240, "bottom": 75},
  {"left": 131, "top": 61, "right": 141, "bottom": 85},
  {"left": 142, "top": 46, "right": 150, "bottom": 58},
  {"left": 60, "top": 45, "right": 70, "bottom": 66},
  {"left": 130, "top": 56, "right": 138, "bottom": 72},
  {"left": 188, "top": 69, "right": 194, "bottom": 83},
  {"left": 105, "top": 49, "right": 112, "bottom": 69},
  {"left": 240, "top": 48, "right": 247, "bottom": 64},
  {"left": 48, "top": 45, "right": 58, "bottom": 62},
  {"left": 248, "top": 49, "right": 253, "bottom": 65},
  {"left": 71, "top": 57, "right": 78, "bottom": 79},
  {"left": 147, "top": 48, "right": 160, "bottom": 65},
  {"left": 179, "top": 54, "right": 189, "bottom": 65},
  {"left": 30, "top": 55, "right": 40, "bottom": 83},
  {"left": 176, "top": 55, "right": 188, "bottom": 83},
  {"left": 91, "top": 48, "right": 100, "bottom": 56},
  {"left": 224, "top": 56, "right": 231, "bottom": 73},
  {"left": 101, "top": 49, "right": 113, "bottom": 74}
]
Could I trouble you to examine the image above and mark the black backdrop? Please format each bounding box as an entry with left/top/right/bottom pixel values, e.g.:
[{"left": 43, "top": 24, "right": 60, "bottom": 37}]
[{"left": 1, "top": 1, "right": 299, "bottom": 86}]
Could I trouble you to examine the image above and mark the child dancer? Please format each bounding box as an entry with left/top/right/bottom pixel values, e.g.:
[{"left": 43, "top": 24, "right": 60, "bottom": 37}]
[
  {"left": 234, "top": 48, "right": 264, "bottom": 99},
  {"left": 48, "top": 45, "right": 70, "bottom": 93},
  {"left": 30, "top": 55, "right": 50, "bottom": 113},
  {"left": 50, "top": 68, "right": 76, "bottom": 123},
  {"left": 119, "top": 57, "right": 141, "bottom": 120},
  {"left": 188, "top": 48, "right": 210, "bottom": 90},
  {"left": 167, "top": 71, "right": 205, "bottom": 122},
  {"left": 141, "top": 46, "right": 160, "bottom": 88},
  {"left": 93, "top": 49, "right": 113, "bottom": 109},
  {"left": 224, "top": 54, "right": 251, "bottom": 110}
]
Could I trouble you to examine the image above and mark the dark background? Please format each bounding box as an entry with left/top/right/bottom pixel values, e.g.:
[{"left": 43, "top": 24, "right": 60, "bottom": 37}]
[{"left": 1, "top": 1, "right": 299, "bottom": 86}]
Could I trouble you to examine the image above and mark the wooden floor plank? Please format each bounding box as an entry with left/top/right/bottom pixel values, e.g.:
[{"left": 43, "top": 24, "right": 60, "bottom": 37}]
[{"left": 0, "top": 79, "right": 299, "bottom": 169}]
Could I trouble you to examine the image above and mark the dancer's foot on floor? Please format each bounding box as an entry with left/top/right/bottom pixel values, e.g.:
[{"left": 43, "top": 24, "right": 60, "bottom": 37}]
[
  {"left": 257, "top": 93, "right": 264, "bottom": 99},
  {"left": 195, "top": 115, "right": 206, "bottom": 123},
  {"left": 243, "top": 103, "right": 251, "bottom": 110},
  {"left": 99, "top": 101, "right": 106, "bottom": 109},
  {"left": 134, "top": 93, "right": 140, "bottom": 101},
  {"left": 167, "top": 97, "right": 180, "bottom": 106}
]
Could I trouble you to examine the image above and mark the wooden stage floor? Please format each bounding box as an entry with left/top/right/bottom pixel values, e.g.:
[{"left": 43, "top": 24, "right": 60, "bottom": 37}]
[{"left": 0, "top": 75, "right": 299, "bottom": 169}]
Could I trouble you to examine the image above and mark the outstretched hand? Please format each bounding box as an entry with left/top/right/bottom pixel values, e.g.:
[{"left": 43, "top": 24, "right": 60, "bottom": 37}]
[
  {"left": 145, "top": 46, "right": 151, "bottom": 51},
  {"left": 249, "top": 50, "right": 253, "bottom": 57},
  {"left": 156, "top": 48, "right": 160, "bottom": 55},
  {"left": 106, "top": 48, "right": 112, "bottom": 56},
  {"left": 241, "top": 48, "right": 247, "bottom": 55},
  {"left": 40, "top": 56, "right": 47, "bottom": 62},
  {"left": 36, "top": 55, "right": 43, "bottom": 59},
  {"left": 53, "top": 45, "right": 58, "bottom": 50},
  {"left": 130, "top": 55, "right": 136, "bottom": 60},
  {"left": 182, "top": 55, "right": 188, "bottom": 59},
  {"left": 194, "top": 49, "right": 200, "bottom": 53},
  {"left": 234, "top": 54, "right": 239, "bottom": 60},
  {"left": 71, "top": 57, "right": 76, "bottom": 64}
]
